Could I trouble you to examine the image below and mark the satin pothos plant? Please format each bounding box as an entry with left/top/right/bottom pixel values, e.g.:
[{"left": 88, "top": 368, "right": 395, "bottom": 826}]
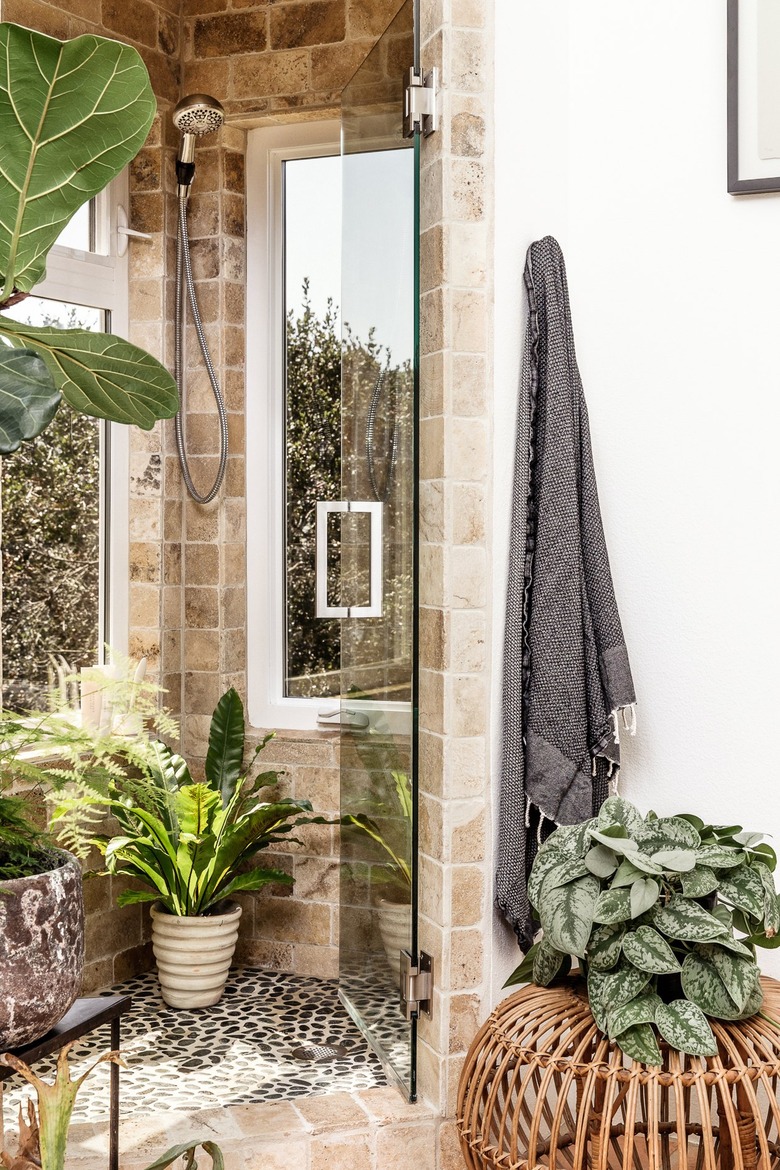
[
  {"left": 506, "top": 796, "right": 780, "bottom": 1065},
  {"left": 0, "top": 22, "right": 178, "bottom": 453}
]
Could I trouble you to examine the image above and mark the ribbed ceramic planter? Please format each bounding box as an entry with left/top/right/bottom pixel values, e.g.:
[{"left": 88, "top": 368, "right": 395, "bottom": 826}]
[
  {"left": 150, "top": 902, "right": 241, "bottom": 1008},
  {"left": 0, "top": 849, "right": 84, "bottom": 1048},
  {"left": 377, "top": 897, "right": 411, "bottom": 969}
]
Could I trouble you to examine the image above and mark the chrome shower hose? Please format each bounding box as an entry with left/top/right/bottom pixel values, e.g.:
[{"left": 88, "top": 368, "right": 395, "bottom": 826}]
[{"left": 174, "top": 192, "right": 228, "bottom": 504}]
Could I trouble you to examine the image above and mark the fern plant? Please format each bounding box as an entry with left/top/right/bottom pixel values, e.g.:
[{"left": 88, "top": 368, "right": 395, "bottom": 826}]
[
  {"left": 52, "top": 688, "right": 321, "bottom": 916},
  {"left": 506, "top": 796, "right": 780, "bottom": 1064}
]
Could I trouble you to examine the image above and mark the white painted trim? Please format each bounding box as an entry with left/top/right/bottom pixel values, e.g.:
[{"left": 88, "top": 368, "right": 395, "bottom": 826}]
[
  {"left": 246, "top": 120, "right": 340, "bottom": 730},
  {"left": 27, "top": 171, "right": 130, "bottom": 662}
]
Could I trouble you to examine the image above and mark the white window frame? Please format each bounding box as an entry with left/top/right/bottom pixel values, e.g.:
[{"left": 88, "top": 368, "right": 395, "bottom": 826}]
[
  {"left": 246, "top": 121, "right": 341, "bottom": 730},
  {"left": 19, "top": 172, "right": 131, "bottom": 661}
]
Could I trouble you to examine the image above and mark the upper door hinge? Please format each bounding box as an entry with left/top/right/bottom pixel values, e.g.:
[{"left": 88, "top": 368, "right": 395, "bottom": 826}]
[
  {"left": 404, "top": 67, "right": 438, "bottom": 138},
  {"left": 400, "top": 949, "right": 434, "bottom": 1019}
]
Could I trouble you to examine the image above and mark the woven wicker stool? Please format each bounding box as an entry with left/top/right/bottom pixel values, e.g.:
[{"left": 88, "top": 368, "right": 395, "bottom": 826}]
[{"left": 457, "top": 977, "right": 780, "bottom": 1170}]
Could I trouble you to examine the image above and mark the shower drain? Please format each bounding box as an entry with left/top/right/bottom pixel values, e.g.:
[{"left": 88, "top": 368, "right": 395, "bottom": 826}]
[{"left": 290, "top": 1043, "right": 351, "bottom": 1063}]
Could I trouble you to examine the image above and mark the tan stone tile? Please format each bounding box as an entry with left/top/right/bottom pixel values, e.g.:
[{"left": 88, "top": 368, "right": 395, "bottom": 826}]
[
  {"left": 242, "top": 1138, "right": 309, "bottom": 1170},
  {"left": 420, "top": 350, "right": 445, "bottom": 419},
  {"left": 419, "top": 542, "right": 445, "bottom": 609},
  {"left": 449, "top": 803, "right": 486, "bottom": 864},
  {"left": 420, "top": 286, "right": 445, "bottom": 356},
  {"left": 184, "top": 586, "right": 219, "bottom": 628},
  {"left": 185, "top": 497, "right": 220, "bottom": 542},
  {"left": 185, "top": 628, "right": 220, "bottom": 672},
  {"left": 220, "top": 626, "right": 246, "bottom": 673},
  {"left": 419, "top": 479, "right": 445, "bottom": 544},
  {"left": 419, "top": 668, "right": 444, "bottom": 736},
  {"left": 101, "top": 0, "right": 159, "bottom": 48},
  {"left": 231, "top": 1101, "right": 306, "bottom": 1140},
  {"left": 129, "top": 583, "right": 161, "bottom": 629},
  {"left": 448, "top": 928, "right": 484, "bottom": 991},
  {"left": 292, "top": 942, "right": 339, "bottom": 979},
  {"left": 419, "top": 606, "right": 447, "bottom": 673},
  {"left": 451, "top": 289, "right": 486, "bottom": 354},
  {"left": 130, "top": 542, "right": 162, "bottom": 584},
  {"left": 231, "top": 49, "right": 309, "bottom": 98},
  {"left": 375, "top": 1120, "right": 437, "bottom": 1169},
  {"left": 419, "top": 730, "right": 444, "bottom": 799},
  {"left": 356, "top": 1084, "right": 434, "bottom": 1123},
  {"left": 448, "top": 159, "right": 485, "bottom": 223},
  {"left": 186, "top": 542, "right": 220, "bottom": 586},
  {"left": 451, "top": 354, "right": 486, "bottom": 417},
  {"left": 450, "top": 28, "right": 485, "bottom": 92},
  {"left": 419, "top": 854, "right": 444, "bottom": 925},
  {"left": 420, "top": 156, "right": 444, "bottom": 233},
  {"left": 447, "top": 674, "right": 485, "bottom": 738},
  {"left": 450, "top": 546, "right": 486, "bottom": 609},
  {"left": 254, "top": 898, "right": 331, "bottom": 945},
  {"left": 292, "top": 856, "right": 338, "bottom": 902},
  {"left": 194, "top": 11, "right": 268, "bottom": 57},
  {"left": 419, "top": 792, "right": 443, "bottom": 860},
  {"left": 420, "top": 224, "right": 444, "bottom": 293},
  {"left": 420, "top": 416, "right": 445, "bottom": 480},
  {"left": 222, "top": 542, "right": 246, "bottom": 586},
  {"left": 450, "top": 864, "right": 485, "bottom": 929},
  {"left": 184, "top": 671, "right": 223, "bottom": 715},
  {"left": 451, "top": 483, "right": 485, "bottom": 546},
  {"left": 438, "top": 1117, "right": 468, "bottom": 1170}
]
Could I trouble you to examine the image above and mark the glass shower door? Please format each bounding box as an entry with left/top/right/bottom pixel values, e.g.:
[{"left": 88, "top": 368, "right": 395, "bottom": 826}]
[{"left": 337, "top": 0, "right": 419, "bottom": 1100}]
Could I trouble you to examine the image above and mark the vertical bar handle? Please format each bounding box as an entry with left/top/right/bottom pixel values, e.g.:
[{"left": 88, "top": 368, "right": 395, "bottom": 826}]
[{"left": 315, "top": 500, "right": 383, "bottom": 619}]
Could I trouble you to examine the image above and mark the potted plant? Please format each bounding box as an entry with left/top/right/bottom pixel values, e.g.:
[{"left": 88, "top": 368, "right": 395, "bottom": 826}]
[
  {"left": 0, "top": 1043, "right": 222, "bottom": 1170},
  {"left": 51, "top": 688, "right": 323, "bottom": 1009},
  {"left": 506, "top": 795, "right": 780, "bottom": 1063}
]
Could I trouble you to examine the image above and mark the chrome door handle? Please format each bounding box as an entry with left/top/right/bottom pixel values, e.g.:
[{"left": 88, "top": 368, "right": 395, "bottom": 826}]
[{"left": 315, "top": 500, "right": 383, "bottom": 619}]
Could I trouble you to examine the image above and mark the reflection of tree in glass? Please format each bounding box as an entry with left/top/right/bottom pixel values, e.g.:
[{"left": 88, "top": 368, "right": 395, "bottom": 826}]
[{"left": 1, "top": 306, "right": 100, "bottom": 712}]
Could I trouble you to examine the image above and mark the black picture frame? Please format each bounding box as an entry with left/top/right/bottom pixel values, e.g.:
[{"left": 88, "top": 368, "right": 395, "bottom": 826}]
[{"left": 728, "top": 0, "right": 780, "bottom": 193}]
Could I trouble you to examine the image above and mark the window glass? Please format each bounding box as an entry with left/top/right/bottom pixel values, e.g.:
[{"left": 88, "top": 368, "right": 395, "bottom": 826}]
[
  {"left": 283, "top": 154, "right": 341, "bottom": 699},
  {"left": 1, "top": 297, "right": 105, "bottom": 711},
  {"left": 53, "top": 202, "right": 93, "bottom": 252}
]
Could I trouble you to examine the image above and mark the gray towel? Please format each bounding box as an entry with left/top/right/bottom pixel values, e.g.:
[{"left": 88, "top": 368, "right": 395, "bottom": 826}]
[{"left": 497, "top": 236, "right": 636, "bottom": 950}]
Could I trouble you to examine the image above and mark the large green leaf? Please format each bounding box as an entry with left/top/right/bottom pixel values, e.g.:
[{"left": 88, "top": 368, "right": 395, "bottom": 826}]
[
  {"left": 541, "top": 819, "right": 595, "bottom": 859},
  {"left": 175, "top": 784, "right": 221, "bottom": 839},
  {"left": 0, "top": 316, "right": 178, "bottom": 428},
  {"left": 533, "top": 936, "right": 566, "bottom": 986},
  {"left": 681, "top": 951, "right": 763, "bottom": 1020},
  {"left": 540, "top": 855, "right": 590, "bottom": 891},
  {"left": 622, "top": 926, "right": 681, "bottom": 974},
  {"left": 608, "top": 988, "right": 662, "bottom": 1039},
  {"left": 0, "top": 346, "right": 60, "bottom": 451},
  {"left": 142, "top": 1140, "right": 224, "bottom": 1170},
  {"left": 615, "top": 1022, "right": 662, "bottom": 1065},
  {"left": 585, "top": 843, "right": 618, "bottom": 877},
  {"left": 655, "top": 1000, "right": 717, "bottom": 1057},
  {"left": 651, "top": 849, "right": 697, "bottom": 872},
  {"left": 587, "top": 922, "right": 625, "bottom": 971},
  {"left": 696, "top": 845, "right": 743, "bottom": 868},
  {"left": 538, "top": 874, "right": 599, "bottom": 957},
  {"left": 652, "top": 895, "right": 729, "bottom": 942},
  {"left": 597, "top": 796, "right": 643, "bottom": 834},
  {"left": 528, "top": 850, "right": 567, "bottom": 908},
  {"left": 635, "top": 817, "right": 700, "bottom": 853},
  {"left": 600, "top": 960, "right": 653, "bottom": 1012},
  {"left": 504, "top": 942, "right": 539, "bottom": 987},
  {"left": 710, "top": 947, "right": 761, "bottom": 1012},
  {"left": 205, "top": 687, "right": 246, "bottom": 806},
  {"left": 0, "top": 23, "right": 155, "bottom": 298},
  {"left": 718, "top": 865, "right": 767, "bottom": 921},
  {"left": 630, "top": 877, "right": 660, "bottom": 919},
  {"left": 681, "top": 865, "right": 720, "bottom": 899},
  {"left": 593, "top": 886, "right": 633, "bottom": 924},
  {"left": 588, "top": 826, "right": 640, "bottom": 856}
]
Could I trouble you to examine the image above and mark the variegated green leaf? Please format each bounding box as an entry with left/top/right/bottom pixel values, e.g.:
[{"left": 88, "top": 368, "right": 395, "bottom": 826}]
[
  {"left": 601, "top": 960, "right": 653, "bottom": 1011},
  {"left": 585, "top": 843, "right": 618, "bottom": 878},
  {"left": 714, "top": 934, "right": 754, "bottom": 958},
  {"left": 533, "top": 937, "right": 566, "bottom": 986},
  {"left": 608, "top": 988, "right": 662, "bottom": 1038},
  {"left": 652, "top": 896, "right": 729, "bottom": 942},
  {"left": 539, "top": 874, "right": 599, "bottom": 958},
  {"left": 754, "top": 862, "right": 780, "bottom": 936},
  {"left": 615, "top": 1022, "right": 662, "bottom": 1065},
  {"left": 611, "top": 859, "right": 645, "bottom": 886},
  {"left": 622, "top": 926, "right": 681, "bottom": 974},
  {"left": 587, "top": 922, "right": 625, "bottom": 971},
  {"left": 718, "top": 866, "right": 765, "bottom": 920},
  {"left": 593, "top": 886, "right": 633, "bottom": 924},
  {"left": 651, "top": 848, "right": 697, "bottom": 872},
  {"left": 655, "top": 999, "right": 717, "bottom": 1057},
  {"left": 681, "top": 952, "right": 763, "bottom": 1020},
  {"left": 630, "top": 877, "right": 660, "bottom": 919},
  {"left": 588, "top": 827, "right": 640, "bottom": 856},
  {"left": 710, "top": 947, "right": 761, "bottom": 1012},
  {"left": 540, "top": 819, "right": 596, "bottom": 859},
  {"left": 696, "top": 845, "right": 744, "bottom": 869},
  {"left": 629, "top": 852, "right": 665, "bottom": 875},
  {"left": 528, "top": 850, "right": 568, "bottom": 909},
  {"left": 635, "top": 817, "right": 700, "bottom": 854},
  {"left": 504, "top": 942, "right": 539, "bottom": 987},
  {"left": 540, "top": 855, "right": 590, "bottom": 892},
  {"left": 587, "top": 968, "right": 611, "bottom": 1033},
  {"left": 681, "top": 866, "right": 719, "bottom": 899},
  {"left": 597, "top": 796, "right": 643, "bottom": 834}
]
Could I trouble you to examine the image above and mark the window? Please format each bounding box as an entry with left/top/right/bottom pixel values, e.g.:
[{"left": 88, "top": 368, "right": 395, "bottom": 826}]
[
  {"left": 0, "top": 178, "right": 130, "bottom": 710},
  {"left": 246, "top": 122, "right": 341, "bottom": 729}
]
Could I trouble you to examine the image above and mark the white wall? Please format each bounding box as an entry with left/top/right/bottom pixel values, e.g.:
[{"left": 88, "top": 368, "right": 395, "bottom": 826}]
[{"left": 490, "top": 0, "right": 780, "bottom": 998}]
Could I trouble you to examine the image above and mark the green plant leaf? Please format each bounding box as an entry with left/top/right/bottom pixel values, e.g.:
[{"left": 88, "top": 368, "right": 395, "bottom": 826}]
[
  {"left": 588, "top": 827, "right": 640, "bottom": 855},
  {"left": 622, "top": 926, "right": 681, "bottom": 974},
  {"left": 696, "top": 845, "right": 744, "bottom": 868},
  {"left": 585, "top": 843, "right": 619, "bottom": 877},
  {"left": 142, "top": 1140, "right": 224, "bottom": 1170},
  {"left": 504, "top": 942, "right": 539, "bottom": 988},
  {"left": 601, "top": 960, "right": 653, "bottom": 1012},
  {"left": 628, "top": 852, "right": 665, "bottom": 875},
  {"left": 754, "top": 862, "right": 780, "bottom": 936},
  {"left": 630, "top": 877, "right": 660, "bottom": 919},
  {"left": 718, "top": 866, "right": 765, "bottom": 920},
  {"left": 0, "top": 23, "right": 156, "bottom": 298},
  {"left": 205, "top": 687, "right": 246, "bottom": 806},
  {"left": 681, "top": 952, "right": 764, "bottom": 1019},
  {"left": 539, "top": 873, "right": 599, "bottom": 958},
  {"left": 655, "top": 999, "right": 717, "bottom": 1056},
  {"left": 651, "top": 848, "right": 697, "bottom": 872},
  {"left": 593, "top": 886, "right": 633, "bottom": 924},
  {"left": 541, "top": 819, "right": 596, "bottom": 859},
  {"left": 586, "top": 968, "right": 612, "bottom": 1033},
  {"left": 611, "top": 858, "right": 645, "bottom": 887},
  {"left": 597, "top": 796, "right": 643, "bottom": 834},
  {"left": 678, "top": 814, "right": 705, "bottom": 832},
  {"left": 608, "top": 988, "right": 662, "bottom": 1038},
  {"left": 636, "top": 817, "right": 701, "bottom": 853},
  {"left": 734, "top": 831, "right": 765, "bottom": 848},
  {"left": 175, "top": 784, "right": 221, "bottom": 839},
  {"left": 527, "top": 850, "right": 568, "bottom": 908},
  {"left": 751, "top": 843, "right": 777, "bottom": 872},
  {"left": 533, "top": 937, "right": 566, "bottom": 986},
  {"left": 587, "top": 922, "right": 625, "bottom": 971},
  {"left": 0, "top": 347, "right": 61, "bottom": 451},
  {"left": 540, "top": 855, "right": 590, "bottom": 891},
  {"left": 745, "top": 929, "right": 780, "bottom": 949},
  {"left": 615, "top": 1022, "right": 662, "bottom": 1065},
  {"left": 0, "top": 316, "right": 178, "bottom": 429},
  {"left": 710, "top": 947, "right": 761, "bottom": 1012},
  {"left": 681, "top": 866, "right": 720, "bottom": 899},
  {"left": 714, "top": 934, "right": 754, "bottom": 958},
  {"left": 652, "top": 895, "right": 730, "bottom": 942}
]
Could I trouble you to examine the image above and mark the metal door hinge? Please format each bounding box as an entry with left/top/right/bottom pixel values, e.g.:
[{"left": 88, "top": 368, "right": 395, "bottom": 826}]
[
  {"left": 404, "top": 67, "right": 438, "bottom": 138},
  {"left": 400, "top": 950, "right": 433, "bottom": 1019}
]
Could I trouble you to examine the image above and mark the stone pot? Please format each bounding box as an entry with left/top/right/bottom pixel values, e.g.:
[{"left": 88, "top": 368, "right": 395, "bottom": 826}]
[
  {"left": 150, "top": 902, "right": 241, "bottom": 1009},
  {"left": 0, "top": 849, "right": 84, "bottom": 1049},
  {"left": 377, "top": 896, "right": 411, "bottom": 970}
]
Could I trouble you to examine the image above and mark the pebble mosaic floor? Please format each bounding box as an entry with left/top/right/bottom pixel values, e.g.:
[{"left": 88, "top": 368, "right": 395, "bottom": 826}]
[{"left": 2, "top": 967, "right": 395, "bottom": 1124}]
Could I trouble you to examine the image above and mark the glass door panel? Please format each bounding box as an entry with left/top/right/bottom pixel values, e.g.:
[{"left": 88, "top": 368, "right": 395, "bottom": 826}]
[{"left": 338, "top": 0, "right": 419, "bottom": 1100}]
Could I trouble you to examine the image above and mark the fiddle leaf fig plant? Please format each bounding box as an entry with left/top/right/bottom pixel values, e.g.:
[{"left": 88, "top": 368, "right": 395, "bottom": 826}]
[
  {"left": 506, "top": 797, "right": 780, "bottom": 1065},
  {"left": 0, "top": 22, "right": 178, "bottom": 452}
]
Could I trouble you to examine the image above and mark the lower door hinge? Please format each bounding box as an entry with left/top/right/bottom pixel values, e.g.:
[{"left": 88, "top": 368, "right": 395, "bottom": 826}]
[
  {"left": 400, "top": 950, "right": 434, "bottom": 1019},
  {"left": 404, "top": 67, "right": 438, "bottom": 138}
]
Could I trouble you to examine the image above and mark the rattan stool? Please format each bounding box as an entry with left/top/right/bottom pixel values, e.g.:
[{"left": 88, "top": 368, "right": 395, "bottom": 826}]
[{"left": 457, "top": 977, "right": 780, "bottom": 1170}]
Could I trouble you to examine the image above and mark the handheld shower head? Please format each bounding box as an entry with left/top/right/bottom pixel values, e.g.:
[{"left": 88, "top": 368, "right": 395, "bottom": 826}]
[{"left": 173, "top": 94, "right": 225, "bottom": 195}]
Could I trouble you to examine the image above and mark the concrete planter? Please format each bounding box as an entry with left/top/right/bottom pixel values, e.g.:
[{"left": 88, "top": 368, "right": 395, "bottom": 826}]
[
  {"left": 0, "top": 850, "right": 84, "bottom": 1048},
  {"left": 150, "top": 902, "right": 242, "bottom": 1008}
]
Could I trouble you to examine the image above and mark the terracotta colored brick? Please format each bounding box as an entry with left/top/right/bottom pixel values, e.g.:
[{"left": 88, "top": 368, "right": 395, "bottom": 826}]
[
  {"left": 224, "top": 150, "right": 245, "bottom": 194},
  {"left": 194, "top": 12, "right": 268, "bottom": 58},
  {"left": 270, "top": 1, "right": 346, "bottom": 50},
  {"left": 101, "top": 0, "right": 159, "bottom": 48},
  {"left": 231, "top": 49, "right": 309, "bottom": 99},
  {"left": 310, "top": 38, "right": 372, "bottom": 90}
]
